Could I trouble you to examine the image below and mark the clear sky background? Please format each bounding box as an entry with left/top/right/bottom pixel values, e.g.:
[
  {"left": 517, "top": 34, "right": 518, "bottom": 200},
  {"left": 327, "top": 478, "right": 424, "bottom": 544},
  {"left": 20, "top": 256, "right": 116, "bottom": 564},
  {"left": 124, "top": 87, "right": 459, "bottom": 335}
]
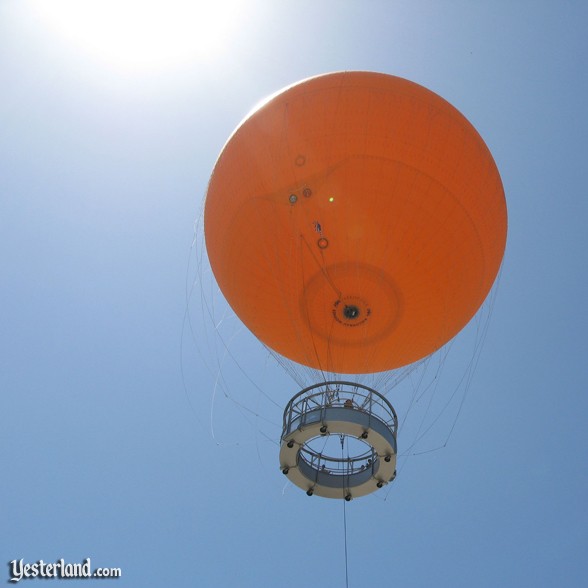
[{"left": 1, "top": 1, "right": 587, "bottom": 586}]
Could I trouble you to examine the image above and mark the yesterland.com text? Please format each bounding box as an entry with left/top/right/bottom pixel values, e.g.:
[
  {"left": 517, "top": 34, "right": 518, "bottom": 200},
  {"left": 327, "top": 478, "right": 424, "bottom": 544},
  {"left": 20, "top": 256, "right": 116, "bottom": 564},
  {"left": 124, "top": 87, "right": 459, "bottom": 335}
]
[{"left": 8, "top": 558, "right": 121, "bottom": 582}]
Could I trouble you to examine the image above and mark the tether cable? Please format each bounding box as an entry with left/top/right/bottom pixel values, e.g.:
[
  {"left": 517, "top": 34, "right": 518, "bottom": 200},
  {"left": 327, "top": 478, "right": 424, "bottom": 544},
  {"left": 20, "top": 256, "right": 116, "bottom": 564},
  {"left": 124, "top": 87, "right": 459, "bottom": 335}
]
[{"left": 341, "top": 434, "right": 349, "bottom": 588}]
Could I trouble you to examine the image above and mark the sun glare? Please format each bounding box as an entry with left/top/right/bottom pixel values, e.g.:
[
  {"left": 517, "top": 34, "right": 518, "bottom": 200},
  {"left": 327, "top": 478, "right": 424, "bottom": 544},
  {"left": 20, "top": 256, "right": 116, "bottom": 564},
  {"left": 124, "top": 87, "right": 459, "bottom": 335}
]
[{"left": 31, "top": 0, "right": 244, "bottom": 70}]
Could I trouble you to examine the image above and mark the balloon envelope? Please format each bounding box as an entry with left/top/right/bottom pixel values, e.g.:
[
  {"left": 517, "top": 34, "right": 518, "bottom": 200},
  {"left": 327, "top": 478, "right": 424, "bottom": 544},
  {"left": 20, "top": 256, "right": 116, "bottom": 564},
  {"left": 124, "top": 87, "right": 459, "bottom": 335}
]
[{"left": 205, "top": 72, "right": 507, "bottom": 374}]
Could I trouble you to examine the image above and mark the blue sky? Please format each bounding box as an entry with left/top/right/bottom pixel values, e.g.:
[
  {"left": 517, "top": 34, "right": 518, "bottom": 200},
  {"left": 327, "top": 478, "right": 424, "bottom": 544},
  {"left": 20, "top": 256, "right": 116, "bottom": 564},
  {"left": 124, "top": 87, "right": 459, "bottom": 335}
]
[{"left": 1, "top": 1, "right": 587, "bottom": 586}]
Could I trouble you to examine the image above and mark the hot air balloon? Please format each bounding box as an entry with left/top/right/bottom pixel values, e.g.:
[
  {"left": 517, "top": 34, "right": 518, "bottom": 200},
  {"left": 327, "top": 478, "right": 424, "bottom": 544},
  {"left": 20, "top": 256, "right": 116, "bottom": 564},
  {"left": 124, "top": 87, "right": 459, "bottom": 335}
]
[{"left": 204, "top": 71, "right": 507, "bottom": 500}]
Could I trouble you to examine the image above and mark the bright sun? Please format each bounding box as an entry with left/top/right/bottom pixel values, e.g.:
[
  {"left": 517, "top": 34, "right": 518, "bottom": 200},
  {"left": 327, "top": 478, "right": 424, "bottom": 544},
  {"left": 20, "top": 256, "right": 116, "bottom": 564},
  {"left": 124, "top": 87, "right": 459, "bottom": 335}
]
[{"left": 31, "top": 0, "right": 244, "bottom": 70}]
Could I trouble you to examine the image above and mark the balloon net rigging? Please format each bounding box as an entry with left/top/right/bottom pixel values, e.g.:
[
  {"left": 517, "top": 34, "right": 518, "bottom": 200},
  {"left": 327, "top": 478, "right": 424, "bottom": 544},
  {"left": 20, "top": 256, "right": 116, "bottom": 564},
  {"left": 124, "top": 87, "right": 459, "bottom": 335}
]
[{"left": 181, "top": 211, "right": 502, "bottom": 499}]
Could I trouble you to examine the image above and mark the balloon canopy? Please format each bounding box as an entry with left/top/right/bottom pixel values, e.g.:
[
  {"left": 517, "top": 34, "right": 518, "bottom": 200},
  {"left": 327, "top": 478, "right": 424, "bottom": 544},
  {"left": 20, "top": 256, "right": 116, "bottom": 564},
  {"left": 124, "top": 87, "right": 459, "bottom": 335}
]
[{"left": 204, "top": 72, "right": 507, "bottom": 374}]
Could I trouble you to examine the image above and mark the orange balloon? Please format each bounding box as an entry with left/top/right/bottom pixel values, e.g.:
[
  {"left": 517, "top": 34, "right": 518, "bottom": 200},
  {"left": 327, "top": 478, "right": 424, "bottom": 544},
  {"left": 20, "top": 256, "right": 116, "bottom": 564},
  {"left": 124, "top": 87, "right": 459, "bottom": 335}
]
[{"left": 205, "top": 72, "right": 507, "bottom": 374}]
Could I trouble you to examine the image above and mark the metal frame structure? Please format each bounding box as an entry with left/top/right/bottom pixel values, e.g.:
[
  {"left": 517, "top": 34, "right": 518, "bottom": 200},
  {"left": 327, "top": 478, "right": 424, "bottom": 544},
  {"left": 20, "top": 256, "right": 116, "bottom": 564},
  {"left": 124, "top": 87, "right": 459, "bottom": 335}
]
[{"left": 279, "top": 381, "right": 398, "bottom": 499}]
